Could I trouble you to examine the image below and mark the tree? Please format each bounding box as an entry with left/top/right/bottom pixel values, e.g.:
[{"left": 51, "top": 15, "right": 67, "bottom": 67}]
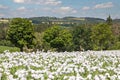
[
  {"left": 91, "top": 23, "right": 114, "bottom": 50},
  {"left": 0, "top": 23, "right": 8, "bottom": 40},
  {"left": 72, "top": 26, "right": 92, "bottom": 51},
  {"left": 34, "top": 32, "right": 44, "bottom": 51},
  {"left": 7, "top": 18, "right": 35, "bottom": 52},
  {"left": 43, "top": 26, "right": 73, "bottom": 52},
  {"left": 106, "top": 15, "right": 112, "bottom": 25}
]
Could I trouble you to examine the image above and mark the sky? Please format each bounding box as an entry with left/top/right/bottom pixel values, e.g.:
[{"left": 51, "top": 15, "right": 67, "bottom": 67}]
[{"left": 0, "top": 0, "right": 120, "bottom": 19}]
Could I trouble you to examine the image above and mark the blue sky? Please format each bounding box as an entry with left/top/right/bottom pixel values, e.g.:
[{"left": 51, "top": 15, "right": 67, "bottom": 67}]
[{"left": 0, "top": 0, "right": 120, "bottom": 19}]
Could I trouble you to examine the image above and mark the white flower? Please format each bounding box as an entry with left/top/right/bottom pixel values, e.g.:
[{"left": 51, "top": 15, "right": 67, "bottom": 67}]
[
  {"left": 20, "top": 77, "right": 27, "bottom": 80},
  {"left": 87, "top": 74, "right": 92, "bottom": 79},
  {"left": 94, "top": 75, "right": 100, "bottom": 80},
  {"left": 8, "top": 74, "right": 13, "bottom": 80},
  {"left": 118, "top": 75, "right": 120, "bottom": 79},
  {"left": 0, "top": 50, "right": 120, "bottom": 79},
  {"left": 0, "top": 68, "right": 3, "bottom": 72},
  {"left": 69, "top": 76, "right": 75, "bottom": 80},
  {"left": 48, "top": 74, "right": 54, "bottom": 79},
  {"left": 98, "top": 75, "right": 106, "bottom": 80},
  {"left": 76, "top": 76, "right": 84, "bottom": 80},
  {"left": 0, "top": 73, "right": 2, "bottom": 79},
  {"left": 79, "top": 67, "right": 85, "bottom": 73},
  {"left": 110, "top": 75, "right": 117, "bottom": 80},
  {"left": 31, "top": 74, "right": 40, "bottom": 79}
]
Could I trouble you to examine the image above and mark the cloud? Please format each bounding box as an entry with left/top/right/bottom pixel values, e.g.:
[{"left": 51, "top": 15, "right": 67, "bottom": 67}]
[
  {"left": 52, "top": 6, "right": 77, "bottom": 15},
  {"left": 16, "top": 6, "right": 33, "bottom": 13},
  {"left": 13, "top": 0, "right": 61, "bottom": 6},
  {"left": 13, "top": 0, "right": 25, "bottom": 3},
  {"left": 82, "top": 6, "right": 90, "bottom": 10},
  {"left": 12, "top": 7, "right": 35, "bottom": 17},
  {"left": 44, "top": 0, "right": 62, "bottom": 5},
  {"left": 94, "top": 2, "right": 114, "bottom": 9},
  {"left": 17, "top": 7, "right": 26, "bottom": 11},
  {"left": 0, "top": 5, "right": 8, "bottom": 9}
]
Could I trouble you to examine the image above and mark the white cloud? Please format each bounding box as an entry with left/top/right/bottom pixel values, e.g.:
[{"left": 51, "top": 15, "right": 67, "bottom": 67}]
[
  {"left": 52, "top": 6, "right": 77, "bottom": 15},
  {"left": 72, "top": 10, "right": 77, "bottom": 13},
  {"left": 60, "top": 7, "right": 72, "bottom": 11},
  {"left": 13, "top": 0, "right": 61, "bottom": 5},
  {"left": 0, "top": 5, "right": 8, "bottom": 9},
  {"left": 17, "top": 7, "right": 26, "bottom": 11},
  {"left": 16, "top": 6, "right": 33, "bottom": 13},
  {"left": 44, "top": 0, "right": 62, "bottom": 5},
  {"left": 94, "top": 2, "right": 114, "bottom": 9},
  {"left": 13, "top": 0, "right": 25, "bottom": 3},
  {"left": 12, "top": 7, "right": 35, "bottom": 17},
  {"left": 82, "top": 6, "right": 90, "bottom": 10}
]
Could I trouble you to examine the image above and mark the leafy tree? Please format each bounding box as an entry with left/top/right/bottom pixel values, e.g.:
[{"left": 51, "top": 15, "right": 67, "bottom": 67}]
[
  {"left": 50, "top": 37, "right": 65, "bottom": 51},
  {"left": 43, "top": 26, "right": 73, "bottom": 51},
  {"left": 58, "top": 29, "right": 73, "bottom": 51},
  {"left": 106, "top": 15, "right": 112, "bottom": 25},
  {"left": 72, "top": 26, "right": 92, "bottom": 51},
  {"left": 110, "top": 41, "right": 120, "bottom": 50},
  {"left": 110, "top": 34, "right": 120, "bottom": 50},
  {"left": 0, "top": 23, "right": 8, "bottom": 40},
  {"left": 34, "top": 32, "right": 44, "bottom": 51},
  {"left": 91, "top": 23, "right": 114, "bottom": 50},
  {"left": 7, "top": 18, "right": 35, "bottom": 52},
  {"left": 0, "top": 29, "right": 6, "bottom": 40}
]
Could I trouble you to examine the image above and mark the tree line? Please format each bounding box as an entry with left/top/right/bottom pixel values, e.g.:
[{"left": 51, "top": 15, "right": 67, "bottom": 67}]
[{"left": 0, "top": 16, "right": 120, "bottom": 52}]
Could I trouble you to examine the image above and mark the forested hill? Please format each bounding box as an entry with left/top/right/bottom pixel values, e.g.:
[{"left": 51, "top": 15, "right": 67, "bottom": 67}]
[
  {"left": 1, "top": 17, "right": 120, "bottom": 25},
  {"left": 113, "top": 19, "right": 120, "bottom": 23},
  {"left": 28, "top": 17, "right": 105, "bottom": 24}
]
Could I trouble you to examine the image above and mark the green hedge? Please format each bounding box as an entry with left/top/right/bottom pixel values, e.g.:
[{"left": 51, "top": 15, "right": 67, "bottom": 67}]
[{"left": 0, "top": 46, "right": 20, "bottom": 53}]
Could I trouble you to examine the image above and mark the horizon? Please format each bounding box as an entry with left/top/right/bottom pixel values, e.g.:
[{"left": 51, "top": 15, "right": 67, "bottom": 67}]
[
  {"left": 0, "top": 0, "right": 120, "bottom": 19},
  {"left": 0, "top": 16, "right": 119, "bottom": 20}
]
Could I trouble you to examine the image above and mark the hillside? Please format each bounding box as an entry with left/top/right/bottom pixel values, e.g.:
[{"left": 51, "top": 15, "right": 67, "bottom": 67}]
[
  {"left": 1, "top": 17, "right": 120, "bottom": 26},
  {"left": 28, "top": 17, "right": 105, "bottom": 25}
]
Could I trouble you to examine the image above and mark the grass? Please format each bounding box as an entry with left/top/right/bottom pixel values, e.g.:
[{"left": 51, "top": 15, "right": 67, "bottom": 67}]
[{"left": 0, "top": 46, "right": 20, "bottom": 53}]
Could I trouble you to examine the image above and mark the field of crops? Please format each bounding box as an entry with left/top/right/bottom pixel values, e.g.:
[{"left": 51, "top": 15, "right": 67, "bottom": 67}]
[{"left": 0, "top": 50, "right": 120, "bottom": 80}]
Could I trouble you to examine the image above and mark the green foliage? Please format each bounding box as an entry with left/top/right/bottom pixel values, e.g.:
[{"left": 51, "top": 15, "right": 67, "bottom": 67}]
[
  {"left": 0, "top": 16, "right": 119, "bottom": 51},
  {"left": 7, "top": 18, "right": 35, "bottom": 51},
  {"left": 10, "top": 65, "right": 26, "bottom": 78},
  {"left": 106, "top": 15, "right": 112, "bottom": 25},
  {"left": 50, "top": 37, "right": 65, "bottom": 50},
  {"left": 58, "top": 29, "right": 73, "bottom": 51},
  {"left": 0, "top": 46, "right": 20, "bottom": 53},
  {"left": 34, "top": 23, "right": 53, "bottom": 33},
  {"left": 30, "top": 66, "right": 44, "bottom": 70},
  {"left": 0, "top": 40, "right": 13, "bottom": 46},
  {"left": 26, "top": 72, "right": 32, "bottom": 80},
  {"left": 110, "top": 41, "right": 120, "bottom": 50},
  {"left": 0, "top": 29, "right": 6, "bottom": 40},
  {"left": 43, "top": 73, "right": 48, "bottom": 79},
  {"left": 34, "top": 32, "right": 43, "bottom": 51},
  {"left": 72, "top": 26, "right": 92, "bottom": 51},
  {"left": 43, "top": 26, "right": 73, "bottom": 51},
  {"left": 1, "top": 73, "right": 7, "bottom": 80},
  {"left": 91, "top": 23, "right": 114, "bottom": 50},
  {"left": 0, "top": 22, "right": 9, "bottom": 40}
]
